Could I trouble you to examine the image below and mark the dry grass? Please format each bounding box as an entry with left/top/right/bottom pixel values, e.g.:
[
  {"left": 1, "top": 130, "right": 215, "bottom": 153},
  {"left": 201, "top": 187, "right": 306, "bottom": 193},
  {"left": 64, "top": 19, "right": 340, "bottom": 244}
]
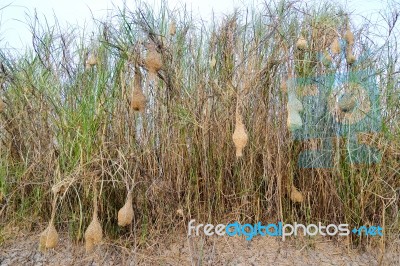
[{"left": 0, "top": 0, "right": 399, "bottom": 251}]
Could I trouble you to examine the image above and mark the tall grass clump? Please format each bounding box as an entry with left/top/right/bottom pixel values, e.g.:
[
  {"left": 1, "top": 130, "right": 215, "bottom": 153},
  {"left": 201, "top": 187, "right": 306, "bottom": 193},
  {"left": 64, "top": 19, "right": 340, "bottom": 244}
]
[{"left": 0, "top": 0, "right": 399, "bottom": 249}]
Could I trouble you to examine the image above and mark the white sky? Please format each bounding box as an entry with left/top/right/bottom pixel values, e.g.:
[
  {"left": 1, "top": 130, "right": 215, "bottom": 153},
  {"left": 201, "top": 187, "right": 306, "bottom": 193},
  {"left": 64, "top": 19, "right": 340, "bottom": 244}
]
[{"left": 0, "top": 0, "right": 388, "bottom": 51}]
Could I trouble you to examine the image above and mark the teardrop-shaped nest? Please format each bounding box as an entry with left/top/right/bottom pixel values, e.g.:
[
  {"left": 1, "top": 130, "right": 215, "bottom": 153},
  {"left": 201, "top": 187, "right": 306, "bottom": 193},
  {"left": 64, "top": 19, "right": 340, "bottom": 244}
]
[
  {"left": 287, "top": 111, "right": 303, "bottom": 132},
  {"left": 118, "top": 192, "right": 134, "bottom": 227},
  {"left": 39, "top": 222, "right": 58, "bottom": 251},
  {"left": 338, "top": 94, "right": 356, "bottom": 113},
  {"left": 145, "top": 47, "right": 162, "bottom": 74},
  {"left": 344, "top": 28, "right": 354, "bottom": 46},
  {"left": 131, "top": 87, "right": 146, "bottom": 112},
  {"left": 296, "top": 36, "right": 307, "bottom": 50},
  {"left": 232, "top": 116, "right": 248, "bottom": 158},
  {"left": 131, "top": 67, "right": 146, "bottom": 112},
  {"left": 331, "top": 38, "right": 340, "bottom": 55},
  {"left": 86, "top": 53, "right": 98, "bottom": 67},
  {"left": 287, "top": 93, "right": 303, "bottom": 112},
  {"left": 169, "top": 21, "right": 176, "bottom": 36},
  {"left": 346, "top": 52, "right": 356, "bottom": 65},
  {"left": 290, "top": 185, "right": 304, "bottom": 203},
  {"left": 84, "top": 214, "right": 103, "bottom": 253}
]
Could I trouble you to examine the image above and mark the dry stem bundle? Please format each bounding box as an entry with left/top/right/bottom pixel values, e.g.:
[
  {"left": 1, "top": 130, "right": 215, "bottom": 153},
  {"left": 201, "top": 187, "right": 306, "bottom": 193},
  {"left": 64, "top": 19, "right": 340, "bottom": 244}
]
[
  {"left": 84, "top": 183, "right": 102, "bottom": 253},
  {"left": 117, "top": 191, "right": 134, "bottom": 227},
  {"left": 0, "top": 98, "right": 4, "bottom": 112}
]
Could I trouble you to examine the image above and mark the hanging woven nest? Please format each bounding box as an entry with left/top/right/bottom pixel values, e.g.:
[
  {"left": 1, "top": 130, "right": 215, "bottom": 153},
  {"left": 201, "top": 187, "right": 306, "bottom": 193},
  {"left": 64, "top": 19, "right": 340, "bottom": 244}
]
[
  {"left": 131, "top": 68, "right": 146, "bottom": 112},
  {"left": 85, "top": 213, "right": 102, "bottom": 253},
  {"left": 232, "top": 112, "right": 248, "bottom": 158},
  {"left": 39, "top": 196, "right": 59, "bottom": 251},
  {"left": 331, "top": 37, "right": 341, "bottom": 55},
  {"left": 145, "top": 43, "right": 162, "bottom": 81},
  {"left": 344, "top": 25, "right": 354, "bottom": 46},
  {"left": 118, "top": 191, "right": 134, "bottom": 227},
  {"left": 84, "top": 185, "right": 102, "bottom": 253},
  {"left": 290, "top": 185, "right": 304, "bottom": 203},
  {"left": 287, "top": 92, "right": 303, "bottom": 131},
  {"left": 85, "top": 52, "right": 98, "bottom": 69},
  {"left": 287, "top": 111, "right": 303, "bottom": 131},
  {"left": 328, "top": 83, "right": 371, "bottom": 124},
  {"left": 39, "top": 223, "right": 58, "bottom": 251},
  {"left": 338, "top": 93, "right": 356, "bottom": 113},
  {"left": 311, "top": 23, "right": 337, "bottom": 50},
  {"left": 296, "top": 36, "right": 307, "bottom": 50},
  {"left": 169, "top": 21, "right": 176, "bottom": 36},
  {"left": 346, "top": 52, "right": 356, "bottom": 65}
]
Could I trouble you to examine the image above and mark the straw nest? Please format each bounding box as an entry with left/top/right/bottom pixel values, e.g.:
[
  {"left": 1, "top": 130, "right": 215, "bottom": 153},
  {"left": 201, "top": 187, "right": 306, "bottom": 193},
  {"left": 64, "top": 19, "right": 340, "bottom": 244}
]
[
  {"left": 145, "top": 44, "right": 162, "bottom": 75},
  {"left": 232, "top": 113, "right": 248, "bottom": 158},
  {"left": 86, "top": 53, "right": 97, "bottom": 69},
  {"left": 169, "top": 21, "right": 176, "bottom": 36},
  {"left": 85, "top": 186, "right": 102, "bottom": 253},
  {"left": 118, "top": 191, "right": 134, "bottom": 227},
  {"left": 39, "top": 223, "right": 58, "bottom": 251},
  {"left": 346, "top": 52, "right": 356, "bottom": 65},
  {"left": 311, "top": 23, "right": 337, "bottom": 50},
  {"left": 287, "top": 93, "right": 303, "bottom": 131},
  {"left": 85, "top": 212, "right": 102, "bottom": 252},
  {"left": 331, "top": 37, "right": 340, "bottom": 55},
  {"left": 344, "top": 26, "right": 354, "bottom": 46},
  {"left": 338, "top": 94, "right": 356, "bottom": 113},
  {"left": 290, "top": 185, "right": 304, "bottom": 203},
  {"left": 296, "top": 36, "right": 307, "bottom": 50},
  {"left": 287, "top": 111, "right": 303, "bottom": 131},
  {"left": 287, "top": 93, "right": 303, "bottom": 112},
  {"left": 39, "top": 196, "right": 59, "bottom": 251},
  {"left": 131, "top": 69, "right": 146, "bottom": 112}
]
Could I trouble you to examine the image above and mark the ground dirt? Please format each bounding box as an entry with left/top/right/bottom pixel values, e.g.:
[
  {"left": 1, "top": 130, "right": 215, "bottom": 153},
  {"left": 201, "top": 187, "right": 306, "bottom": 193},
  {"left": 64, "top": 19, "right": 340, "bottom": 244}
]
[{"left": 0, "top": 230, "right": 399, "bottom": 265}]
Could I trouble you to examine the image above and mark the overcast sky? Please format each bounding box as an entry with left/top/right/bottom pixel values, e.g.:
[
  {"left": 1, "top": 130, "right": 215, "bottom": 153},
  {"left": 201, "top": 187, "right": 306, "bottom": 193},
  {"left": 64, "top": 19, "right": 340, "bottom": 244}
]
[{"left": 0, "top": 0, "right": 387, "bottom": 51}]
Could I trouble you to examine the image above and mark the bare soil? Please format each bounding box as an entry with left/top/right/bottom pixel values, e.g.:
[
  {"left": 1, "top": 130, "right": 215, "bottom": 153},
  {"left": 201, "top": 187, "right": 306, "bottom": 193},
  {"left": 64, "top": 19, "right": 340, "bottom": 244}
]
[{"left": 1, "top": 231, "right": 399, "bottom": 265}]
